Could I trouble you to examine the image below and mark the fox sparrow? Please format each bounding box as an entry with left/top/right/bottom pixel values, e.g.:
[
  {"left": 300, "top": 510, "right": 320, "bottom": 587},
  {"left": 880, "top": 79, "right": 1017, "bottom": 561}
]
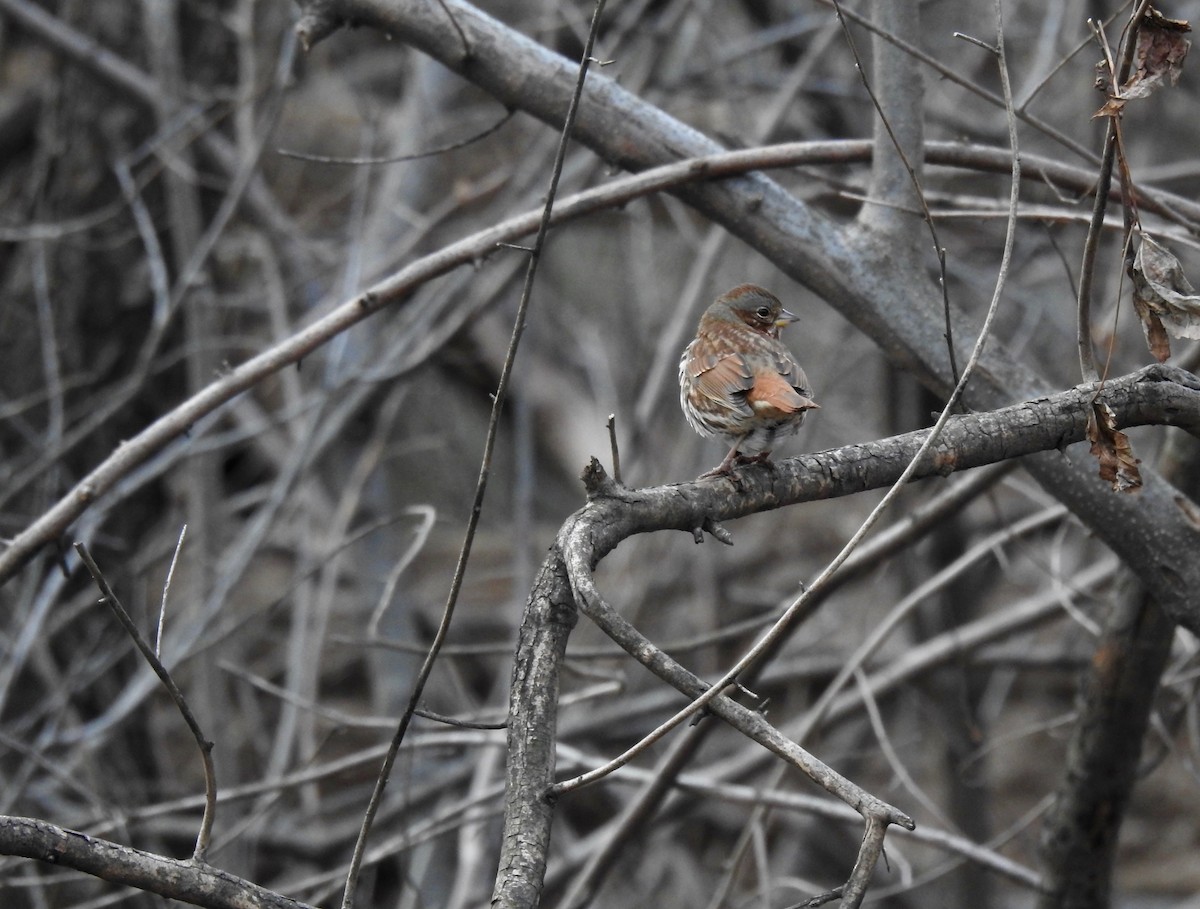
[{"left": 679, "top": 284, "right": 818, "bottom": 477}]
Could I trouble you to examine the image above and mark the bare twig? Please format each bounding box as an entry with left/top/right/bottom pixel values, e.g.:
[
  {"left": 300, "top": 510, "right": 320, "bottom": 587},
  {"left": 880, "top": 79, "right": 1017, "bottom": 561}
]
[
  {"left": 1076, "top": 1, "right": 1154, "bottom": 382},
  {"left": 606, "top": 414, "right": 622, "bottom": 486},
  {"left": 156, "top": 524, "right": 188, "bottom": 657},
  {"left": 113, "top": 159, "right": 172, "bottom": 328},
  {"left": 854, "top": 668, "right": 954, "bottom": 829},
  {"left": 1015, "top": 2, "right": 1134, "bottom": 111},
  {"left": 73, "top": 543, "right": 217, "bottom": 863},
  {"left": 365, "top": 505, "right": 437, "bottom": 637},
  {"left": 30, "top": 242, "right": 64, "bottom": 465},
  {"left": 278, "top": 109, "right": 515, "bottom": 165},
  {"left": 220, "top": 661, "right": 507, "bottom": 731},
  {"left": 954, "top": 1, "right": 1022, "bottom": 396},
  {"left": 0, "top": 816, "right": 315, "bottom": 909}
]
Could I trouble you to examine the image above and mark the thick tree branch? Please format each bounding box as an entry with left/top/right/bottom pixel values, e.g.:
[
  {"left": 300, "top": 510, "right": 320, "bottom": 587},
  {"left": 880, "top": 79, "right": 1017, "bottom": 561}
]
[
  {"left": 553, "top": 366, "right": 1198, "bottom": 774},
  {"left": 0, "top": 816, "right": 315, "bottom": 909},
  {"left": 1036, "top": 585, "right": 1175, "bottom": 909},
  {"left": 563, "top": 367, "right": 1200, "bottom": 577},
  {"left": 495, "top": 556, "right": 578, "bottom": 909}
]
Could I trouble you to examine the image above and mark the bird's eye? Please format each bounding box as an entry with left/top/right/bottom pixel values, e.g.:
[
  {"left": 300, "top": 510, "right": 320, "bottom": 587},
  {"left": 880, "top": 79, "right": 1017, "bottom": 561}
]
[{"left": 755, "top": 306, "right": 771, "bottom": 319}]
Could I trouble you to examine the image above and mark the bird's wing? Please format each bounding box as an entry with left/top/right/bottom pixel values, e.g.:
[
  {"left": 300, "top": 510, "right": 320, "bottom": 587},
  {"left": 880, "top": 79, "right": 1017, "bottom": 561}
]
[
  {"left": 687, "top": 351, "right": 755, "bottom": 417},
  {"left": 745, "top": 353, "right": 818, "bottom": 417},
  {"left": 776, "top": 351, "right": 818, "bottom": 406}
]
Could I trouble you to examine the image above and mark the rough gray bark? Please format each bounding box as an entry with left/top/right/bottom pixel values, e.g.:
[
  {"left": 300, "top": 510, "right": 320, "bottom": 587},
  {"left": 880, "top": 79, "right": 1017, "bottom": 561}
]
[
  {"left": 1036, "top": 586, "right": 1175, "bottom": 909},
  {"left": 494, "top": 555, "right": 578, "bottom": 909},
  {"left": 0, "top": 816, "right": 315, "bottom": 909}
]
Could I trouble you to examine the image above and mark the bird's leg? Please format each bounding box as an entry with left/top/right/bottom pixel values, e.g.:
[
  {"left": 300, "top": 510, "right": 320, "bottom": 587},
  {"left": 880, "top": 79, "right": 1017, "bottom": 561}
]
[
  {"left": 738, "top": 450, "right": 773, "bottom": 466},
  {"left": 700, "top": 440, "right": 749, "bottom": 479}
]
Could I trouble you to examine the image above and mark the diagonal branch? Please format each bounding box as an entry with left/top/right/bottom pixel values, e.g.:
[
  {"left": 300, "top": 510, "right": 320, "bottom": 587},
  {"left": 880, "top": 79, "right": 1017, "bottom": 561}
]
[{"left": 74, "top": 544, "right": 217, "bottom": 863}]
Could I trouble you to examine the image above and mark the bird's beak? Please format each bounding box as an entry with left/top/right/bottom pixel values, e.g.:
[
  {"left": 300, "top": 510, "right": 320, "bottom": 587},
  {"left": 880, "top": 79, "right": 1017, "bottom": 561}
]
[{"left": 776, "top": 307, "right": 799, "bottom": 328}]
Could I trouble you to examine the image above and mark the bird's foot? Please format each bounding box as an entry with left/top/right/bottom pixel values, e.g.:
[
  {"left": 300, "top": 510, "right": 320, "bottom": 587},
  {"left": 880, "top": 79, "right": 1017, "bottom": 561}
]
[
  {"left": 698, "top": 449, "right": 778, "bottom": 484},
  {"left": 699, "top": 447, "right": 744, "bottom": 480}
]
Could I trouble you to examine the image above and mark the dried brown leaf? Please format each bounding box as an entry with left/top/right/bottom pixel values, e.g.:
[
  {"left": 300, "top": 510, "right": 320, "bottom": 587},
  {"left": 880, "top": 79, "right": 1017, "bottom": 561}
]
[
  {"left": 1087, "top": 400, "right": 1142, "bottom": 493},
  {"left": 1092, "top": 96, "right": 1128, "bottom": 119},
  {"left": 1131, "top": 237, "right": 1200, "bottom": 362},
  {"left": 1093, "top": 8, "right": 1190, "bottom": 115},
  {"left": 1132, "top": 295, "right": 1173, "bottom": 361},
  {"left": 1122, "top": 8, "right": 1191, "bottom": 99}
]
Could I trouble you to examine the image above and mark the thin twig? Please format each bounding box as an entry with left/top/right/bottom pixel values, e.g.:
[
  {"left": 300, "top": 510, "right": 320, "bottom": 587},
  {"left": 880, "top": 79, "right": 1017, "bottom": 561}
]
[
  {"left": 365, "top": 505, "right": 437, "bottom": 638},
  {"left": 30, "top": 242, "right": 65, "bottom": 461},
  {"left": 1015, "top": 2, "right": 1134, "bottom": 111},
  {"left": 220, "top": 660, "right": 508, "bottom": 730},
  {"left": 853, "top": 668, "right": 954, "bottom": 829},
  {"left": 1076, "top": 0, "right": 1153, "bottom": 383},
  {"left": 336, "top": 3, "right": 609, "bottom": 907},
  {"left": 434, "top": 0, "right": 470, "bottom": 61},
  {"left": 113, "top": 159, "right": 172, "bottom": 328},
  {"left": 156, "top": 524, "right": 187, "bottom": 657},
  {"left": 606, "top": 414, "right": 622, "bottom": 486},
  {"left": 74, "top": 542, "right": 217, "bottom": 863},
  {"left": 277, "top": 109, "right": 514, "bottom": 165}
]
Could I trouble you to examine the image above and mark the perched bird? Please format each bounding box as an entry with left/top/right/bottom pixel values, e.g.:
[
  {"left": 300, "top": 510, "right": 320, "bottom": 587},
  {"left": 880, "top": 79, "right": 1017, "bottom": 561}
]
[{"left": 679, "top": 284, "right": 818, "bottom": 477}]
